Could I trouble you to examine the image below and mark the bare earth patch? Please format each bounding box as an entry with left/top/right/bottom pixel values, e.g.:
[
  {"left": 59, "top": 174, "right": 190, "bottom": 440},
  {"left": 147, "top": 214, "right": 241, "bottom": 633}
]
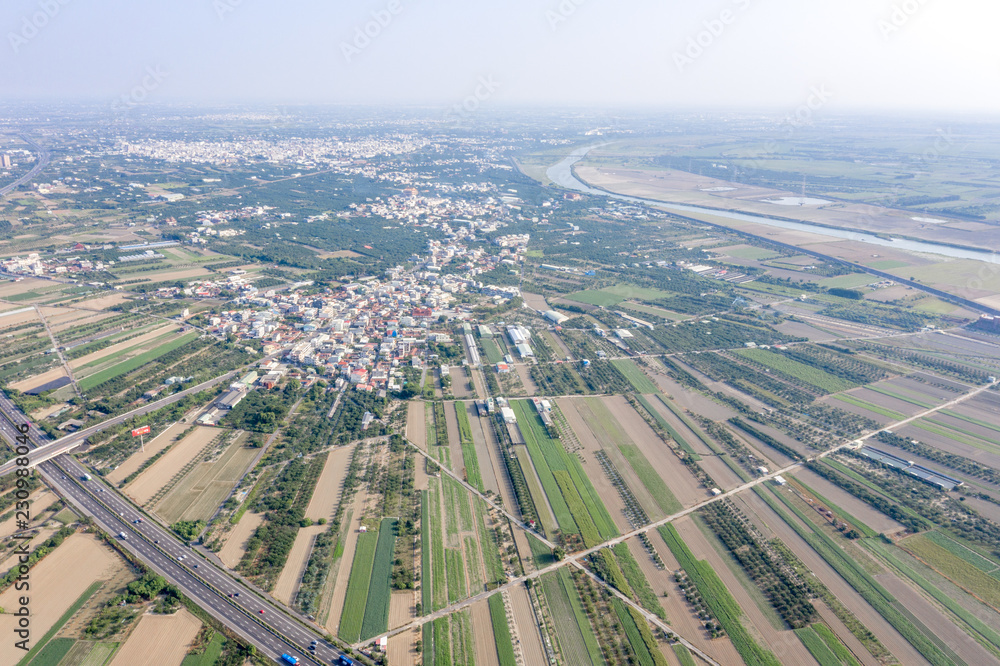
[{"left": 107, "top": 608, "right": 202, "bottom": 666}]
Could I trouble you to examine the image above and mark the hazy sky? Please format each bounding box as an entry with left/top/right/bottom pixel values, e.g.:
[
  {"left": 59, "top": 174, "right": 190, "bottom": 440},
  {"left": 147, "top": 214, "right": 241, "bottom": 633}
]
[{"left": 2, "top": 0, "right": 998, "bottom": 113}]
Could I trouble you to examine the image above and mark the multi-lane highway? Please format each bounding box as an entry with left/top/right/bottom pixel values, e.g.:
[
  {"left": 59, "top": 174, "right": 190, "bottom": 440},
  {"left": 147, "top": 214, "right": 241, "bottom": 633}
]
[
  {"left": 0, "top": 137, "right": 50, "bottom": 197},
  {"left": 0, "top": 391, "right": 353, "bottom": 665},
  {"left": 0, "top": 354, "right": 279, "bottom": 477}
]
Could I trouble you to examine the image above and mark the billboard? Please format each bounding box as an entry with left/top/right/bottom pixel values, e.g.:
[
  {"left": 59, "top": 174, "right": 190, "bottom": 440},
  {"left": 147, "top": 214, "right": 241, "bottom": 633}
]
[{"left": 131, "top": 425, "right": 151, "bottom": 437}]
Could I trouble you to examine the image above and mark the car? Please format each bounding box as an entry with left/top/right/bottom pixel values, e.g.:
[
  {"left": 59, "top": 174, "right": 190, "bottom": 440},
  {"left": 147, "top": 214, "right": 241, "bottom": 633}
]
[
  {"left": 259, "top": 609, "right": 265, "bottom": 614},
  {"left": 234, "top": 593, "right": 240, "bottom": 597},
  {"left": 228, "top": 593, "right": 234, "bottom": 598},
  {"left": 193, "top": 564, "right": 198, "bottom": 568},
  {"left": 308, "top": 645, "right": 316, "bottom": 651},
  {"left": 119, "top": 512, "right": 123, "bottom": 516},
  {"left": 153, "top": 540, "right": 158, "bottom": 544}
]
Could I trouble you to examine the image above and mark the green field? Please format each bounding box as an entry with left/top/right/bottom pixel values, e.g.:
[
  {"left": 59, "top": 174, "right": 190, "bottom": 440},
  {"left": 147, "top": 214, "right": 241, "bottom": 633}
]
[
  {"left": 488, "top": 594, "right": 517, "bottom": 666},
  {"left": 819, "top": 274, "right": 876, "bottom": 289},
  {"left": 736, "top": 348, "right": 856, "bottom": 393},
  {"left": 613, "top": 542, "right": 667, "bottom": 620},
  {"left": 360, "top": 518, "right": 398, "bottom": 640},
  {"left": 566, "top": 284, "right": 669, "bottom": 307},
  {"left": 421, "top": 491, "right": 432, "bottom": 613},
  {"left": 79, "top": 331, "right": 199, "bottom": 391},
  {"left": 900, "top": 532, "right": 1000, "bottom": 608},
  {"left": 25, "top": 637, "right": 76, "bottom": 666},
  {"left": 619, "top": 443, "right": 682, "bottom": 515},
  {"left": 611, "top": 359, "right": 659, "bottom": 393},
  {"left": 635, "top": 395, "right": 701, "bottom": 460},
  {"left": 812, "top": 624, "right": 862, "bottom": 666},
  {"left": 455, "top": 404, "right": 484, "bottom": 492},
  {"left": 540, "top": 569, "right": 603, "bottom": 666},
  {"left": 58, "top": 640, "right": 119, "bottom": 666},
  {"left": 831, "top": 394, "right": 905, "bottom": 420},
  {"left": 339, "top": 530, "right": 378, "bottom": 641},
  {"left": 795, "top": 626, "right": 843, "bottom": 666},
  {"left": 180, "top": 632, "right": 224, "bottom": 666},
  {"left": 723, "top": 245, "right": 782, "bottom": 260},
  {"left": 481, "top": 339, "right": 504, "bottom": 364},
  {"left": 17, "top": 581, "right": 104, "bottom": 666},
  {"left": 513, "top": 400, "right": 618, "bottom": 543}
]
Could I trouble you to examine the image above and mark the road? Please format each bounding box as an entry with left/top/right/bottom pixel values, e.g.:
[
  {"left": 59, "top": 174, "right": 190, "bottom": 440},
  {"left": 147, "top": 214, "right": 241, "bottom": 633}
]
[
  {"left": 0, "top": 391, "right": 351, "bottom": 666},
  {"left": 0, "top": 137, "right": 49, "bottom": 197},
  {"left": 365, "top": 379, "right": 999, "bottom": 658},
  {"left": 0, "top": 353, "right": 279, "bottom": 480}
]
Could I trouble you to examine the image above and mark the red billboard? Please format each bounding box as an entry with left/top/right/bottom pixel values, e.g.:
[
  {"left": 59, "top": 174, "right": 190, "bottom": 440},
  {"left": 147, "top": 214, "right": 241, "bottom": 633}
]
[{"left": 131, "top": 426, "right": 151, "bottom": 437}]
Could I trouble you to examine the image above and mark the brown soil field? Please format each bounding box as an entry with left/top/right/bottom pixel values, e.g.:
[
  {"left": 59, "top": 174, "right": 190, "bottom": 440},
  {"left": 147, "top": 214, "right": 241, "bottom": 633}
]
[
  {"left": 9, "top": 365, "right": 68, "bottom": 393},
  {"left": 556, "top": 399, "right": 635, "bottom": 531},
  {"left": 876, "top": 572, "right": 999, "bottom": 665},
  {"left": 0, "top": 489, "right": 58, "bottom": 538},
  {"left": 273, "top": 524, "right": 325, "bottom": 604},
  {"left": 508, "top": 583, "right": 548, "bottom": 666},
  {"left": 521, "top": 292, "right": 551, "bottom": 311},
  {"left": 470, "top": 599, "right": 501, "bottom": 666},
  {"left": 306, "top": 445, "right": 355, "bottom": 522},
  {"left": 0, "top": 534, "right": 119, "bottom": 666},
  {"left": 29, "top": 401, "right": 70, "bottom": 421},
  {"left": 0, "top": 278, "right": 50, "bottom": 298},
  {"left": 389, "top": 589, "right": 415, "bottom": 631},
  {"left": 469, "top": 408, "right": 501, "bottom": 496},
  {"left": 108, "top": 609, "right": 202, "bottom": 666},
  {"left": 125, "top": 267, "right": 212, "bottom": 282},
  {"left": 406, "top": 401, "right": 426, "bottom": 449},
  {"left": 602, "top": 396, "right": 706, "bottom": 507},
  {"left": 388, "top": 627, "right": 419, "bottom": 666},
  {"left": 155, "top": 441, "right": 258, "bottom": 524},
  {"left": 73, "top": 293, "right": 131, "bottom": 310},
  {"left": 450, "top": 367, "right": 473, "bottom": 398},
  {"left": 219, "top": 511, "right": 264, "bottom": 568},
  {"left": 514, "top": 364, "right": 537, "bottom": 396},
  {"left": 673, "top": 517, "right": 819, "bottom": 665},
  {"left": 737, "top": 490, "right": 931, "bottom": 665},
  {"left": 642, "top": 530, "right": 744, "bottom": 664},
  {"left": 444, "top": 402, "right": 465, "bottom": 474},
  {"left": 70, "top": 324, "right": 177, "bottom": 369},
  {"left": 125, "top": 427, "right": 221, "bottom": 506},
  {"left": 789, "top": 468, "right": 905, "bottom": 535},
  {"left": 107, "top": 421, "right": 190, "bottom": 483},
  {"left": 0, "top": 309, "right": 41, "bottom": 329}
]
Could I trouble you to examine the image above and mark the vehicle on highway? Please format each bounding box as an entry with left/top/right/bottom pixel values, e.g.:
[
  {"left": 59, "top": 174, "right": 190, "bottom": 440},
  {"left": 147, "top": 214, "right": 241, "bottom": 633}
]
[
  {"left": 118, "top": 532, "right": 127, "bottom": 539},
  {"left": 337, "top": 656, "right": 355, "bottom": 666},
  {"left": 259, "top": 609, "right": 265, "bottom": 614},
  {"left": 280, "top": 654, "right": 299, "bottom": 665}
]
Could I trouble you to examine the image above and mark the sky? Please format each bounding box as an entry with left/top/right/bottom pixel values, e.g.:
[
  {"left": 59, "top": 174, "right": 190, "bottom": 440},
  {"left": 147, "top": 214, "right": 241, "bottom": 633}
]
[{"left": 2, "top": 0, "right": 998, "bottom": 114}]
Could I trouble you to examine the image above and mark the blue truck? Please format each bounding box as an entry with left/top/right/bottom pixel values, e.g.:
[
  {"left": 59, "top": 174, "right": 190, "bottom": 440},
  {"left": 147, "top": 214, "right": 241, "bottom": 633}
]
[
  {"left": 280, "top": 654, "right": 299, "bottom": 665},
  {"left": 337, "top": 657, "right": 354, "bottom": 666}
]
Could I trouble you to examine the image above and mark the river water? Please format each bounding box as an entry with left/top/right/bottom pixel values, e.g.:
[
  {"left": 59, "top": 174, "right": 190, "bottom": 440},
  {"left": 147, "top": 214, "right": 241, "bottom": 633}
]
[{"left": 546, "top": 145, "right": 999, "bottom": 264}]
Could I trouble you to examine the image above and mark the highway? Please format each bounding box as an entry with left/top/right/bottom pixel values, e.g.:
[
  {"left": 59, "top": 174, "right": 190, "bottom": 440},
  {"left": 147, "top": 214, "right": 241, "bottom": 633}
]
[
  {"left": 0, "top": 137, "right": 50, "bottom": 197},
  {"left": 0, "top": 353, "right": 279, "bottom": 477},
  {"left": 0, "top": 391, "right": 350, "bottom": 665}
]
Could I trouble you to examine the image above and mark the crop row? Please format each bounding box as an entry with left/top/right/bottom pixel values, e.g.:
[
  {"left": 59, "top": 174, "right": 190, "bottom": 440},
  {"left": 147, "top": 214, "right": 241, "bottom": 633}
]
[
  {"left": 454, "top": 404, "right": 484, "bottom": 492},
  {"left": 612, "top": 542, "right": 667, "bottom": 621},
  {"left": 754, "top": 485, "right": 953, "bottom": 666},
  {"left": 359, "top": 518, "right": 398, "bottom": 640},
  {"left": 338, "top": 530, "right": 378, "bottom": 642},
  {"left": 611, "top": 598, "right": 669, "bottom": 666},
  {"left": 595, "top": 450, "right": 649, "bottom": 529},
  {"left": 659, "top": 524, "right": 782, "bottom": 666}
]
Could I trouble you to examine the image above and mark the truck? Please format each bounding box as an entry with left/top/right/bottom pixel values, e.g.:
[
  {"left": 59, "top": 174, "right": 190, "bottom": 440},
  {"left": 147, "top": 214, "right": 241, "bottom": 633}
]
[
  {"left": 337, "top": 657, "right": 354, "bottom": 666},
  {"left": 81, "top": 474, "right": 92, "bottom": 481},
  {"left": 280, "top": 655, "right": 299, "bottom": 665}
]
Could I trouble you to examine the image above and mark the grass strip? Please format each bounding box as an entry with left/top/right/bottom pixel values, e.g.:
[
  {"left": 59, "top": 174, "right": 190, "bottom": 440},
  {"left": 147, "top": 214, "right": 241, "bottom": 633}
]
[
  {"left": 636, "top": 394, "right": 699, "bottom": 459},
  {"left": 611, "top": 359, "right": 660, "bottom": 393},
  {"left": 812, "top": 623, "right": 862, "bottom": 666},
  {"left": 795, "top": 626, "right": 843, "bottom": 666},
  {"left": 673, "top": 644, "right": 697, "bottom": 666},
  {"left": 454, "top": 404, "right": 485, "bottom": 492},
  {"left": 360, "top": 518, "right": 397, "bottom": 640},
  {"left": 618, "top": 443, "right": 682, "bottom": 515},
  {"left": 612, "top": 543, "right": 667, "bottom": 621},
  {"left": 488, "top": 594, "right": 517, "bottom": 666}
]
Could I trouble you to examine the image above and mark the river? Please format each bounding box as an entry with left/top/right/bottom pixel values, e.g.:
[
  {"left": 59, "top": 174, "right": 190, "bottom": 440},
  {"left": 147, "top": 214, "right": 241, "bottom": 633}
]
[{"left": 546, "top": 145, "right": 1000, "bottom": 264}]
